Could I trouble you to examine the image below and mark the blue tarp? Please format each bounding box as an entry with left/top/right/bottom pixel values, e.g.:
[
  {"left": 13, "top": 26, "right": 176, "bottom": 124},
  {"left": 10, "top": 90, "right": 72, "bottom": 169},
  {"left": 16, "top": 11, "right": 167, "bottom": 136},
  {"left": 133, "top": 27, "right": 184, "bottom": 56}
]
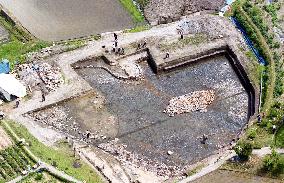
[
  {"left": 0, "top": 59, "right": 10, "bottom": 74},
  {"left": 230, "top": 17, "right": 267, "bottom": 65}
]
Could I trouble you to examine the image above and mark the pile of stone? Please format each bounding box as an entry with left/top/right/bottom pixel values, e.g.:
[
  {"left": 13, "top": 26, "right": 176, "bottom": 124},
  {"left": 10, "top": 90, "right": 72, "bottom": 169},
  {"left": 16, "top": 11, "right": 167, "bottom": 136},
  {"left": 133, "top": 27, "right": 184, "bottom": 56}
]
[
  {"left": 27, "top": 106, "right": 74, "bottom": 132},
  {"left": 98, "top": 139, "right": 184, "bottom": 177},
  {"left": 144, "top": 0, "right": 225, "bottom": 24},
  {"left": 165, "top": 90, "right": 215, "bottom": 116},
  {"left": 17, "top": 62, "right": 63, "bottom": 92},
  {"left": 26, "top": 44, "right": 75, "bottom": 62},
  {"left": 27, "top": 106, "right": 107, "bottom": 143}
]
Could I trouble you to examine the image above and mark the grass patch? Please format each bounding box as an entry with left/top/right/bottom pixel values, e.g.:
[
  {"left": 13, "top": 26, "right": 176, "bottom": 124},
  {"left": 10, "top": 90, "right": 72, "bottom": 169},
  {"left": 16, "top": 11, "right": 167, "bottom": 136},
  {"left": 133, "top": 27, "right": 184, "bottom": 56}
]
[
  {"left": 222, "top": 155, "right": 284, "bottom": 180},
  {"left": 124, "top": 25, "right": 150, "bottom": 33},
  {"left": 245, "top": 50, "right": 264, "bottom": 86},
  {"left": 0, "top": 14, "right": 33, "bottom": 42},
  {"left": 187, "top": 164, "right": 204, "bottom": 176},
  {"left": 20, "top": 172, "right": 63, "bottom": 183},
  {"left": 135, "top": 0, "right": 149, "bottom": 10},
  {"left": 4, "top": 120, "right": 102, "bottom": 183},
  {"left": 0, "top": 13, "right": 51, "bottom": 68},
  {"left": 233, "top": 0, "right": 276, "bottom": 115},
  {"left": 275, "top": 126, "right": 284, "bottom": 147},
  {"left": 221, "top": 155, "right": 262, "bottom": 173},
  {"left": 158, "top": 34, "right": 208, "bottom": 51},
  {"left": 250, "top": 126, "right": 274, "bottom": 148},
  {"left": 0, "top": 41, "right": 50, "bottom": 68},
  {"left": 119, "top": 0, "right": 145, "bottom": 23}
]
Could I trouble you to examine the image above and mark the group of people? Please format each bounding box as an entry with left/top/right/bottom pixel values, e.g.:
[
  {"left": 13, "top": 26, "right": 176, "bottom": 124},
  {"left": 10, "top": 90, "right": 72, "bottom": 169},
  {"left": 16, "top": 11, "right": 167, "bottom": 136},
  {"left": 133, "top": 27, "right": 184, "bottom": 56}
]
[
  {"left": 112, "top": 33, "right": 125, "bottom": 55},
  {"left": 163, "top": 26, "right": 185, "bottom": 60}
]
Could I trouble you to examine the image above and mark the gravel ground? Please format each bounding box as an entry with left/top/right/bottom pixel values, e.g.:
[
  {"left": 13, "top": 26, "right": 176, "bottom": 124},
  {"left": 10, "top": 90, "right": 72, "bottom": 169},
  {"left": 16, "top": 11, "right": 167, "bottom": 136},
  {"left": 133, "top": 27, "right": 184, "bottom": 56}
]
[
  {"left": 0, "top": 0, "right": 133, "bottom": 41},
  {"left": 59, "top": 54, "right": 247, "bottom": 176},
  {"left": 143, "top": 0, "right": 225, "bottom": 24},
  {"left": 27, "top": 54, "right": 249, "bottom": 176}
]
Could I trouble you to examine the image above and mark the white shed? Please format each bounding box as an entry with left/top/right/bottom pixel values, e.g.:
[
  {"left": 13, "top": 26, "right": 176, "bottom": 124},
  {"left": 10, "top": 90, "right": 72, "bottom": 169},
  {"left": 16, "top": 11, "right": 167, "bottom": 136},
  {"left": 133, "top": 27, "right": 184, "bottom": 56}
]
[{"left": 0, "top": 74, "right": 26, "bottom": 101}]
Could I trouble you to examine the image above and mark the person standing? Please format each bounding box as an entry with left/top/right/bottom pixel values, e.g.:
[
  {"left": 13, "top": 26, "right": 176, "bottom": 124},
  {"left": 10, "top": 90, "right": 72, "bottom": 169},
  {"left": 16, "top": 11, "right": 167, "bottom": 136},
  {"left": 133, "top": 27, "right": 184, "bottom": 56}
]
[
  {"left": 41, "top": 90, "right": 46, "bottom": 102},
  {"left": 114, "top": 33, "right": 118, "bottom": 41},
  {"left": 164, "top": 52, "right": 170, "bottom": 59},
  {"left": 15, "top": 99, "right": 20, "bottom": 108}
]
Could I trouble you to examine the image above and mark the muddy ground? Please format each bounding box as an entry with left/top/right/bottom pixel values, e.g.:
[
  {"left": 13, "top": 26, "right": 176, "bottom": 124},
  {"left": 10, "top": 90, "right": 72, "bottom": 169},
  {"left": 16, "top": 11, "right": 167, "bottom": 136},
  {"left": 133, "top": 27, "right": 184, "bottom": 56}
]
[
  {"left": 0, "top": 0, "right": 133, "bottom": 41},
  {"left": 143, "top": 0, "right": 225, "bottom": 24}
]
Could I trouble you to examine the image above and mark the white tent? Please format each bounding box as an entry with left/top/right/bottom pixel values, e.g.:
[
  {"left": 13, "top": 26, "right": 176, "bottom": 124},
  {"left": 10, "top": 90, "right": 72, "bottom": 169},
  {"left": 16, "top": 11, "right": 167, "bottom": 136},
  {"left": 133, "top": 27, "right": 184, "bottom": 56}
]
[{"left": 0, "top": 74, "right": 26, "bottom": 101}]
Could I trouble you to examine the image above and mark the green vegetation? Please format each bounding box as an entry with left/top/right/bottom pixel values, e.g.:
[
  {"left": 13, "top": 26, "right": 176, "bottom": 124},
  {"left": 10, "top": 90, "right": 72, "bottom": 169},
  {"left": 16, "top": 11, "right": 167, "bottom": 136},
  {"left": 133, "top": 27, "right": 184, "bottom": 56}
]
[
  {"left": 20, "top": 172, "right": 63, "bottom": 183},
  {"left": 232, "top": 0, "right": 277, "bottom": 115},
  {"left": 219, "top": 0, "right": 284, "bottom": 179},
  {"left": 0, "top": 14, "right": 51, "bottom": 68},
  {"left": 247, "top": 125, "right": 274, "bottom": 149},
  {"left": 0, "top": 15, "right": 33, "bottom": 42},
  {"left": 276, "top": 125, "right": 284, "bottom": 147},
  {"left": 0, "top": 40, "right": 50, "bottom": 69},
  {"left": 0, "top": 144, "right": 36, "bottom": 182},
  {"left": 135, "top": 0, "right": 150, "bottom": 10},
  {"left": 245, "top": 50, "right": 264, "bottom": 86},
  {"left": 119, "top": 0, "right": 145, "bottom": 23},
  {"left": 234, "top": 140, "right": 253, "bottom": 160},
  {"left": 187, "top": 164, "right": 204, "bottom": 176},
  {"left": 264, "top": 2, "right": 281, "bottom": 25},
  {"left": 158, "top": 34, "right": 208, "bottom": 51},
  {"left": 3, "top": 121, "right": 102, "bottom": 183},
  {"left": 247, "top": 128, "right": 257, "bottom": 140},
  {"left": 124, "top": 25, "right": 151, "bottom": 33},
  {"left": 263, "top": 150, "right": 284, "bottom": 176}
]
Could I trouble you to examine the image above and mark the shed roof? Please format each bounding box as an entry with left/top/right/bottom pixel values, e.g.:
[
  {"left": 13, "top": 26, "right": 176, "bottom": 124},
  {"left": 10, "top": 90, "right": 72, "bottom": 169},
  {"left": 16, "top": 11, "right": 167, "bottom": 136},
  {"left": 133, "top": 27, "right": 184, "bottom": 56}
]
[{"left": 0, "top": 74, "right": 26, "bottom": 98}]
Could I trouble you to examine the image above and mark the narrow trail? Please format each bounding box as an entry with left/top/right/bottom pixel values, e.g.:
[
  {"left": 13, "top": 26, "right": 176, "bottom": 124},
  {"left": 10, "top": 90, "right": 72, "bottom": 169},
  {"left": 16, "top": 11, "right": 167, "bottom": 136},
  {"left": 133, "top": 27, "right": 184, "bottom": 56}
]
[
  {"left": 2, "top": 121, "right": 83, "bottom": 183},
  {"left": 179, "top": 146, "right": 284, "bottom": 183}
]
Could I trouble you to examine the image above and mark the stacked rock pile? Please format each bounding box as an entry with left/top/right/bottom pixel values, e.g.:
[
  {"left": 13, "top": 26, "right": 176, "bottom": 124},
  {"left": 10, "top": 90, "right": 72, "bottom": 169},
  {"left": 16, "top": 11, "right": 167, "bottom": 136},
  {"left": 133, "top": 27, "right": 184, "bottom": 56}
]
[
  {"left": 98, "top": 139, "right": 183, "bottom": 177},
  {"left": 165, "top": 90, "right": 215, "bottom": 116},
  {"left": 17, "top": 63, "right": 63, "bottom": 92}
]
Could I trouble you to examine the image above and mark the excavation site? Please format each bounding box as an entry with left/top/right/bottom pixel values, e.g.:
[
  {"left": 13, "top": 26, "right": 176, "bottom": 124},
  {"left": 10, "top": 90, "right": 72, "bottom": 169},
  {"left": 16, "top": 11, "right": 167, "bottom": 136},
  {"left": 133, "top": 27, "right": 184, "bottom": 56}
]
[{"left": 25, "top": 47, "right": 255, "bottom": 176}]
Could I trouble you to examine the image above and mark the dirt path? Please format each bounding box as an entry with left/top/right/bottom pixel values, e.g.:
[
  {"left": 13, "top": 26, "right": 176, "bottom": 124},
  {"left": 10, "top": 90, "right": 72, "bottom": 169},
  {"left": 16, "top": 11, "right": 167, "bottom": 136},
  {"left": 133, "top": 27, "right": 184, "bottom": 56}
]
[
  {"left": 180, "top": 147, "right": 284, "bottom": 183},
  {"left": 0, "top": 126, "right": 12, "bottom": 150},
  {"left": 3, "top": 121, "right": 83, "bottom": 183}
]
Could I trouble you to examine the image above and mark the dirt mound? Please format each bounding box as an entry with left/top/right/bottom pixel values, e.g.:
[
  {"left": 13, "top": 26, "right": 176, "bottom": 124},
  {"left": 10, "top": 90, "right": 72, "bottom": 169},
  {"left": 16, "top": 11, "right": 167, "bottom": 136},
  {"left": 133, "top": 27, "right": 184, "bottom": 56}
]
[{"left": 143, "top": 0, "right": 225, "bottom": 24}]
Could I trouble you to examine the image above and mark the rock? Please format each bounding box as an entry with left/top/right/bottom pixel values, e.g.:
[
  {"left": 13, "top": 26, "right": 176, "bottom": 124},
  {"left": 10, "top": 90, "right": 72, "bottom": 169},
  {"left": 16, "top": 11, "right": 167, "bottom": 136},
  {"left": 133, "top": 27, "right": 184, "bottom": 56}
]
[
  {"left": 16, "top": 62, "right": 63, "bottom": 93},
  {"left": 165, "top": 90, "right": 215, "bottom": 116},
  {"left": 167, "top": 151, "right": 174, "bottom": 155}
]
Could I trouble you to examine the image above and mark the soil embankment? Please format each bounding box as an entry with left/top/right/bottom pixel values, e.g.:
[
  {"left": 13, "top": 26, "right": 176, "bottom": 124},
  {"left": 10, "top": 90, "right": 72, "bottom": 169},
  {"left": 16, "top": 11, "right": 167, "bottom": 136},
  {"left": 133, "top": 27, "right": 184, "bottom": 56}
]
[{"left": 143, "top": 0, "right": 225, "bottom": 24}]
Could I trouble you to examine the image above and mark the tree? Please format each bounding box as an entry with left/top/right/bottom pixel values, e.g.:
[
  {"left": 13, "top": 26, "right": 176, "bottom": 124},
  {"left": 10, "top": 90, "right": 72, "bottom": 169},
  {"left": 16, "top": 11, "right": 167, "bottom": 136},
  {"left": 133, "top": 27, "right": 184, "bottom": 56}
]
[
  {"left": 234, "top": 140, "right": 253, "bottom": 160},
  {"left": 263, "top": 149, "right": 284, "bottom": 176}
]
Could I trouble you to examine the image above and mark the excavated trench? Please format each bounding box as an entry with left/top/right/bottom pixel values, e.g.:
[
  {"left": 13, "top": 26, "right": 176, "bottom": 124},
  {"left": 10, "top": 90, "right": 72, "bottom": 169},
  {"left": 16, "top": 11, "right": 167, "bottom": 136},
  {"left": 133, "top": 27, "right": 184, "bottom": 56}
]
[{"left": 27, "top": 50, "right": 255, "bottom": 173}]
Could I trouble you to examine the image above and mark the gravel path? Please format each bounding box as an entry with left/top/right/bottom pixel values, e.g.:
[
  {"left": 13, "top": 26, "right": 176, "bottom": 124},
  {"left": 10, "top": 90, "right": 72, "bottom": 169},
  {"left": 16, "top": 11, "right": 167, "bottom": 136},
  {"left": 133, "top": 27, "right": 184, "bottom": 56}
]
[{"left": 180, "top": 146, "right": 284, "bottom": 183}]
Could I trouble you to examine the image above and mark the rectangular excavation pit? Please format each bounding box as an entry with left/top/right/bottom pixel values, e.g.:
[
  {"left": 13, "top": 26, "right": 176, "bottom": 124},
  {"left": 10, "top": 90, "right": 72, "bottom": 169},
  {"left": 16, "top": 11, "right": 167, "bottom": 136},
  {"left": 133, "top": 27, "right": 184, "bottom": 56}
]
[{"left": 27, "top": 52, "right": 254, "bottom": 175}]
